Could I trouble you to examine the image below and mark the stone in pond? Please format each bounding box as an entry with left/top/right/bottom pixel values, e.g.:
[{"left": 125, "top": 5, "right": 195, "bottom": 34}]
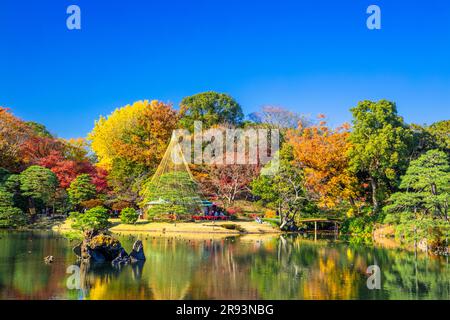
[
  {"left": 79, "top": 233, "right": 125, "bottom": 263},
  {"left": 112, "top": 248, "right": 131, "bottom": 266},
  {"left": 129, "top": 240, "right": 146, "bottom": 262}
]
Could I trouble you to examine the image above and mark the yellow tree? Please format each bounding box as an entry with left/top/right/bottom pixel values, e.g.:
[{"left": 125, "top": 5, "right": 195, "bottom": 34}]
[
  {"left": 62, "top": 138, "right": 90, "bottom": 162},
  {"left": 88, "top": 100, "right": 179, "bottom": 205},
  {"left": 88, "top": 100, "right": 179, "bottom": 170},
  {"left": 288, "top": 117, "right": 360, "bottom": 209}
]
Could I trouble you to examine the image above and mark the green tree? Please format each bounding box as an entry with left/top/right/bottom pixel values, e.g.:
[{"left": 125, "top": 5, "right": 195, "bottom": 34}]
[
  {"left": 385, "top": 149, "right": 449, "bottom": 219},
  {"left": 349, "top": 100, "right": 413, "bottom": 212},
  {"left": 68, "top": 174, "right": 97, "bottom": 208},
  {"left": 0, "top": 168, "right": 10, "bottom": 184},
  {"left": 0, "top": 169, "right": 26, "bottom": 210},
  {"left": 410, "top": 124, "right": 439, "bottom": 158},
  {"left": 410, "top": 120, "right": 450, "bottom": 158},
  {"left": 19, "top": 165, "right": 58, "bottom": 217},
  {"left": 25, "top": 121, "right": 53, "bottom": 138},
  {"left": 179, "top": 91, "right": 244, "bottom": 131},
  {"left": 0, "top": 187, "right": 27, "bottom": 228},
  {"left": 141, "top": 172, "right": 201, "bottom": 220},
  {"left": 69, "top": 206, "right": 110, "bottom": 232},
  {"left": 427, "top": 120, "right": 450, "bottom": 152},
  {"left": 251, "top": 145, "right": 309, "bottom": 230},
  {"left": 384, "top": 150, "right": 449, "bottom": 245},
  {"left": 120, "top": 207, "right": 139, "bottom": 224},
  {"left": 107, "top": 158, "right": 149, "bottom": 206},
  {"left": 2, "top": 174, "right": 27, "bottom": 212}
]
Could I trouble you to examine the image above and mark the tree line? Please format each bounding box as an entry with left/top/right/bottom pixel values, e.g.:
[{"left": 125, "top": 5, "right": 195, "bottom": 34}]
[{"left": 0, "top": 92, "right": 448, "bottom": 246}]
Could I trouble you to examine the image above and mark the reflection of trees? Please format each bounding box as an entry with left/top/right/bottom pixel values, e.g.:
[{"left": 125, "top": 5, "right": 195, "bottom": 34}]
[
  {"left": 249, "top": 235, "right": 337, "bottom": 299},
  {"left": 250, "top": 235, "right": 388, "bottom": 300},
  {"left": 65, "top": 236, "right": 450, "bottom": 300},
  {"left": 0, "top": 231, "right": 66, "bottom": 299},
  {"left": 146, "top": 238, "right": 199, "bottom": 299},
  {"left": 0, "top": 232, "right": 449, "bottom": 300},
  {"left": 381, "top": 249, "right": 450, "bottom": 299},
  {"left": 250, "top": 235, "right": 305, "bottom": 299},
  {"left": 189, "top": 238, "right": 260, "bottom": 299},
  {"left": 77, "top": 260, "right": 150, "bottom": 300}
]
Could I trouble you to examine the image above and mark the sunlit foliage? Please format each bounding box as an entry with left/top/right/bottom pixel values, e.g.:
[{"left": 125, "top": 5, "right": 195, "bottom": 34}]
[{"left": 288, "top": 117, "right": 360, "bottom": 209}]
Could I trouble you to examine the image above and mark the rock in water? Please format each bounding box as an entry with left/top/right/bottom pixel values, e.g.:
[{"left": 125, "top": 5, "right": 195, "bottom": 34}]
[
  {"left": 79, "top": 233, "right": 126, "bottom": 263},
  {"left": 89, "top": 234, "right": 123, "bottom": 260},
  {"left": 88, "top": 248, "right": 106, "bottom": 263},
  {"left": 112, "top": 248, "right": 131, "bottom": 266},
  {"left": 75, "top": 233, "right": 145, "bottom": 266},
  {"left": 129, "top": 240, "right": 146, "bottom": 262}
]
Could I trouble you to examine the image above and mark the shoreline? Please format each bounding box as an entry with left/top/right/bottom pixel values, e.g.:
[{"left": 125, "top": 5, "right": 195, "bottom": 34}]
[
  {"left": 4, "top": 223, "right": 449, "bottom": 256},
  {"left": 11, "top": 218, "right": 448, "bottom": 256},
  {"left": 52, "top": 218, "right": 282, "bottom": 236}
]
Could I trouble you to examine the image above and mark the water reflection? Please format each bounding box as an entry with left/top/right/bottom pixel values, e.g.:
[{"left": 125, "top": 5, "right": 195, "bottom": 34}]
[{"left": 0, "top": 231, "right": 448, "bottom": 300}]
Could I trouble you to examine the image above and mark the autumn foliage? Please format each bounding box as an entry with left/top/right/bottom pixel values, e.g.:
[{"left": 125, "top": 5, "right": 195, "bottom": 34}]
[
  {"left": 88, "top": 100, "right": 179, "bottom": 170},
  {"left": 2, "top": 95, "right": 447, "bottom": 241},
  {"left": 0, "top": 107, "right": 107, "bottom": 193},
  {"left": 288, "top": 117, "right": 359, "bottom": 209},
  {"left": 196, "top": 156, "right": 260, "bottom": 206},
  {"left": 0, "top": 107, "right": 33, "bottom": 171}
]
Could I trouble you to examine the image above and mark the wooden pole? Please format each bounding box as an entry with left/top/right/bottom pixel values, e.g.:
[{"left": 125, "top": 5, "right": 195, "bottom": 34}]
[
  {"left": 334, "top": 222, "right": 338, "bottom": 240},
  {"left": 314, "top": 221, "right": 317, "bottom": 241}
]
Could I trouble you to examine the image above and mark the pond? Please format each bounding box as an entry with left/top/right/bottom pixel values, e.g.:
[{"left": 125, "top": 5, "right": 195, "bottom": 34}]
[{"left": 0, "top": 231, "right": 448, "bottom": 300}]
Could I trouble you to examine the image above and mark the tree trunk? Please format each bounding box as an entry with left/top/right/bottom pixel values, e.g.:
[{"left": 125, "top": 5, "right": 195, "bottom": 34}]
[
  {"left": 349, "top": 196, "right": 361, "bottom": 215},
  {"left": 370, "top": 178, "right": 379, "bottom": 213},
  {"left": 280, "top": 216, "right": 288, "bottom": 231},
  {"left": 28, "top": 198, "right": 36, "bottom": 222}
]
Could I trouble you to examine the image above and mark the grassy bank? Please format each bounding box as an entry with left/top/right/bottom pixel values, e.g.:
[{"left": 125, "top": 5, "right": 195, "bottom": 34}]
[{"left": 53, "top": 218, "right": 281, "bottom": 235}]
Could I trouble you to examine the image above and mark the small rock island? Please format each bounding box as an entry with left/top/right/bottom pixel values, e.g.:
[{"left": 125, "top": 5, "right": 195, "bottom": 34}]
[{"left": 73, "top": 230, "right": 146, "bottom": 266}]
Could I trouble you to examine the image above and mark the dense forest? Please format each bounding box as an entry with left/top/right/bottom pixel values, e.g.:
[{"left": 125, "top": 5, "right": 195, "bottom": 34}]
[{"left": 0, "top": 92, "right": 448, "bottom": 248}]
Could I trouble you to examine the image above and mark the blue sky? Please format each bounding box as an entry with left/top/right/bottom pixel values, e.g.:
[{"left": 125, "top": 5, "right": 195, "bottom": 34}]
[{"left": 1, "top": 0, "right": 449, "bottom": 138}]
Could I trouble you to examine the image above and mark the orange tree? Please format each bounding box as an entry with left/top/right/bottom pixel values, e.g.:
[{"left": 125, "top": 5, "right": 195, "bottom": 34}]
[
  {"left": 288, "top": 117, "right": 360, "bottom": 211},
  {"left": 0, "top": 107, "right": 33, "bottom": 172}
]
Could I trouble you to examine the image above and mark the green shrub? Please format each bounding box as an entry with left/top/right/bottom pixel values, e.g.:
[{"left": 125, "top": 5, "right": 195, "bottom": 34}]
[
  {"left": 61, "top": 230, "right": 83, "bottom": 242},
  {"left": 120, "top": 207, "right": 139, "bottom": 224},
  {"left": 0, "top": 187, "right": 28, "bottom": 228},
  {"left": 68, "top": 174, "right": 97, "bottom": 207},
  {"left": 341, "top": 215, "right": 378, "bottom": 238},
  {"left": 69, "top": 206, "right": 110, "bottom": 232},
  {"left": 141, "top": 172, "right": 201, "bottom": 220},
  {"left": 221, "top": 223, "right": 246, "bottom": 232},
  {"left": 0, "top": 206, "right": 28, "bottom": 228},
  {"left": 262, "top": 218, "right": 280, "bottom": 228},
  {"left": 386, "top": 212, "right": 450, "bottom": 247}
]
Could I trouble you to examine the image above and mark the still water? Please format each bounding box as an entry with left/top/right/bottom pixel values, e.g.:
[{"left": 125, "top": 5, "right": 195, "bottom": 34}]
[{"left": 0, "top": 231, "right": 449, "bottom": 300}]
